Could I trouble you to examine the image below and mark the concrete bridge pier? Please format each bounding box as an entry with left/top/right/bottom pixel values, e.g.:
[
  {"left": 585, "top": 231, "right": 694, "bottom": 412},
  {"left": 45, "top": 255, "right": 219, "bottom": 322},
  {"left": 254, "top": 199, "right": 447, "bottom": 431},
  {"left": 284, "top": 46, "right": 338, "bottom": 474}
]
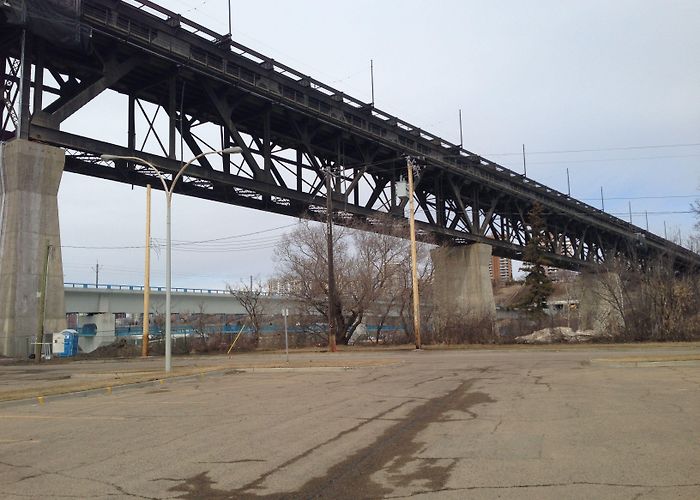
[
  {"left": 0, "top": 139, "right": 66, "bottom": 357},
  {"left": 578, "top": 272, "right": 624, "bottom": 334},
  {"left": 431, "top": 243, "right": 496, "bottom": 326}
]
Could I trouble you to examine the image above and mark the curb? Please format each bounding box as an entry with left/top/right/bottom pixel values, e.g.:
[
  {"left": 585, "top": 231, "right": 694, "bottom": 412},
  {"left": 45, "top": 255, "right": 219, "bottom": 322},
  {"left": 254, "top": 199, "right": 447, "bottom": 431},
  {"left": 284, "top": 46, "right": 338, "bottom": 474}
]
[
  {"left": 0, "top": 363, "right": 370, "bottom": 408},
  {"left": 0, "top": 368, "right": 236, "bottom": 408}
]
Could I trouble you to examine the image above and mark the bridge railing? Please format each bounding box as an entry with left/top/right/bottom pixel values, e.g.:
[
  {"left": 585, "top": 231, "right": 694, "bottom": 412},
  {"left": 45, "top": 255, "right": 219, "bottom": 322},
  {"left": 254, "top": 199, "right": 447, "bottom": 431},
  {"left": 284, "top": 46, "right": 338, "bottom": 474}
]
[
  {"left": 63, "top": 282, "right": 273, "bottom": 295},
  {"left": 47, "top": 1, "right": 699, "bottom": 267},
  {"left": 105, "top": 2, "right": 677, "bottom": 245}
]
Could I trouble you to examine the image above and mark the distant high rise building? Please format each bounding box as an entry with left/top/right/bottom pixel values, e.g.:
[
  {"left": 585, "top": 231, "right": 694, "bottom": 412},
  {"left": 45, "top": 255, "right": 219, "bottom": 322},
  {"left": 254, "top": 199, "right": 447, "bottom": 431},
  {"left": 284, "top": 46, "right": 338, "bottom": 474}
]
[{"left": 489, "top": 256, "right": 513, "bottom": 284}]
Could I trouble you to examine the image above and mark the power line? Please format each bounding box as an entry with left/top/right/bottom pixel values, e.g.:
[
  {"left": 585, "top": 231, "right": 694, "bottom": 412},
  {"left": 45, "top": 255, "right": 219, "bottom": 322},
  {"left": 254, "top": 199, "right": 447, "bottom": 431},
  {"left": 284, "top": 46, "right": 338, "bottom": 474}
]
[
  {"left": 167, "top": 222, "right": 298, "bottom": 245},
  {"left": 487, "top": 142, "right": 700, "bottom": 157},
  {"left": 527, "top": 153, "right": 700, "bottom": 166},
  {"left": 580, "top": 194, "right": 698, "bottom": 202},
  {"left": 62, "top": 209, "right": 695, "bottom": 254},
  {"left": 61, "top": 222, "right": 298, "bottom": 250}
]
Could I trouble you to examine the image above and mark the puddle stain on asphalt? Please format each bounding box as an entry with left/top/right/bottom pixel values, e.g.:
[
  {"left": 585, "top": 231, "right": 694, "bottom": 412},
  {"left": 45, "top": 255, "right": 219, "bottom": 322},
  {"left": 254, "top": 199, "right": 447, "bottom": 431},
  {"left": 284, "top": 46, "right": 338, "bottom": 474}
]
[{"left": 166, "top": 380, "right": 495, "bottom": 499}]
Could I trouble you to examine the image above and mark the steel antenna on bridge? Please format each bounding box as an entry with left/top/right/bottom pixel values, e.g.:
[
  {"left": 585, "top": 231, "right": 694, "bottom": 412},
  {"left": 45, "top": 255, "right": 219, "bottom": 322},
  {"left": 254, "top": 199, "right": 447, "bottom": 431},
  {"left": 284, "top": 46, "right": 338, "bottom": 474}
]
[
  {"left": 227, "top": 0, "right": 232, "bottom": 37},
  {"left": 370, "top": 59, "right": 375, "bottom": 107},
  {"left": 459, "top": 109, "right": 463, "bottom": 148}
]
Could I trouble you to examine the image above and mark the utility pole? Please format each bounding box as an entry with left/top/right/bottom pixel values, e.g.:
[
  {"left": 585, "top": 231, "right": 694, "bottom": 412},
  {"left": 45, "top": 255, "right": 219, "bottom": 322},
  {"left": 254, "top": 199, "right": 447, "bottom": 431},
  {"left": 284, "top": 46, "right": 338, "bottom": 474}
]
[
  {"left": 325, "top": 165, "right": 337, "bottom": 352},
  {"left": 664, "top": 220, "right": 668, "bottom": 239},
  {"left": 645, "top": 211, "right": 649, "bottom": 231},
  {"left": 93, "top": 260, "right": 100, "bottom": 287},
  {"left": 35, "top": 242, "right": 51, "bottom": 362},
  {"left": 566, "top": 168, "right": 571, "bottom": 196},
  {"left": 142, "top": 184, "right": 151, "bottom": 357},
  {"left": 282, "top": 308, "right": 289, "bottom": 363},
  {"left": 406, "top": 157, "right": 421, "bottom": 349},
  {"left": 600, "top": 186, "right": 605, "bottom": 211},
  {"left": 522, "top": 144, "right": 527, "bottom": 177},
  {"left": 628, "top": 201, "right": 633, "bottom": 223}
]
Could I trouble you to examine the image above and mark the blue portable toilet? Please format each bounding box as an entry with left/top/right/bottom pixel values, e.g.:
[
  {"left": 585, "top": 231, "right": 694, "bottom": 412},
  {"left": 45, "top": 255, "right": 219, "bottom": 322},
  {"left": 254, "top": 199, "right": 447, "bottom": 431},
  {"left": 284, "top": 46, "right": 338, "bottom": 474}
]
[{"left": 53, "top": 329, "right": 79, "bottom": 357}]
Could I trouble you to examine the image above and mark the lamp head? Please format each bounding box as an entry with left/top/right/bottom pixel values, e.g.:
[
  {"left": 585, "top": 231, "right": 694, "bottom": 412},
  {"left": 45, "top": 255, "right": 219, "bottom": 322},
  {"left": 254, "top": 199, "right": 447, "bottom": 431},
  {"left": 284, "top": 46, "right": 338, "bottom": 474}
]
[{"left": 221, "top": 146, "right": 242, "bottom": 154}]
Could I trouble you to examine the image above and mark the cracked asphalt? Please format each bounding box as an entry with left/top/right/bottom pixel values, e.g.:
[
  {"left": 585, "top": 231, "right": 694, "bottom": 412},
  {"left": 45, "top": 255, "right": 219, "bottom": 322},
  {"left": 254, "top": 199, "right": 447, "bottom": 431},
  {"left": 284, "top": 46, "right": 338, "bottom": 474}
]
[{"left": 1, "top": 346, "right": 699, "bottom": 499}]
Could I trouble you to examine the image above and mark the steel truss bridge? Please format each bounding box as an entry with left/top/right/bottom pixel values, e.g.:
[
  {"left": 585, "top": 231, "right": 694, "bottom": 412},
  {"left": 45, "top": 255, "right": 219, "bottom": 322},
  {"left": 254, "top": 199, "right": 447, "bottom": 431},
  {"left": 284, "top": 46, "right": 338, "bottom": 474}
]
[{"left": 1, "top": 0, "right": 698, "bottom": 271}]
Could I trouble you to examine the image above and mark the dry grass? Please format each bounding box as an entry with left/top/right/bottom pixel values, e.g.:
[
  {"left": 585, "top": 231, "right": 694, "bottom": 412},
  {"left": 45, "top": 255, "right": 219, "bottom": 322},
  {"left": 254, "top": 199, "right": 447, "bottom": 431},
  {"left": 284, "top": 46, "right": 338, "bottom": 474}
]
[
  {"left": 593, "top": 353, "right": 700, "bottom": 364},
  {"left": 0, "top": 358, "right": 397, "bottom": 402}
]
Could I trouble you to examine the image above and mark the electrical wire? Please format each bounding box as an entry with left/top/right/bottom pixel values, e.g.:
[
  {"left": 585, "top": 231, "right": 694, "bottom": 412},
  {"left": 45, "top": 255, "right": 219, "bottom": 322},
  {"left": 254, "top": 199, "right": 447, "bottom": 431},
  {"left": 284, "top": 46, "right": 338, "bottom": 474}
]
[
  {"left": 527, "top": 153, "right": 700, "bottom": 166},
  {"left": 61, "top": 222, "right": 298, "bottom": 250},
  {"left": 487, "top": 142, "right": 700, "bottom": 157},
  {"left": 60, "top": 208, "right": 695, "bottom": 255}
]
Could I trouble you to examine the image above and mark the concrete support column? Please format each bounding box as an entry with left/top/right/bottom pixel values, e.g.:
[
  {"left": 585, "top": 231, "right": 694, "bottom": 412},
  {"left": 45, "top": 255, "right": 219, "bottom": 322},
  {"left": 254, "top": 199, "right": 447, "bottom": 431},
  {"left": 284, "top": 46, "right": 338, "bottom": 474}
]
[
  {"left": 431, "top": 243, "right": 496, "bottom": 323},
  {"left": 76, "top": 313, "right": 115, "bottom": 354},
  {"left": 578, "top": 272, "right": 624, "bottom": 334},
  {"left": 0, "top": 139, "right": 66, "bottom": 357}
]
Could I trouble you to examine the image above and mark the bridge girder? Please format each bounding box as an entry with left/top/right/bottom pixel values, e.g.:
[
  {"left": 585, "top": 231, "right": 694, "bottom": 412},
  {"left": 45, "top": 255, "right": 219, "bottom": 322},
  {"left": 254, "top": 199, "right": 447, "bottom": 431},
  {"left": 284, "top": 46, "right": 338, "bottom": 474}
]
[{"left": 1, "top": 0, "right": 697, "bottom": 272}]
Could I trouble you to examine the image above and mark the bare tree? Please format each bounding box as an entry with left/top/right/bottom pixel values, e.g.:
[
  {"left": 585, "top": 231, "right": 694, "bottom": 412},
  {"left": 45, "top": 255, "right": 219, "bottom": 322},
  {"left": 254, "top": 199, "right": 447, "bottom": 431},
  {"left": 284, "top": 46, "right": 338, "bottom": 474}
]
[
  {"left": 274, "top": 219, "right": 432, "bottom": 345},
  {"left": 341, "top": 222, "right": 409, "bottom": 342},
  {"left": 377, "top": 230, "right": 433, "bottom": 341},
  {"left": 227, "top": 279, "right": 266, "bottom": 347},
  {"left": 192, "top": 303, "right": 209, "bottom": 345},
  {"left": 589, "top": 256, "right": 700, "bottom": 341},
  {"left": 690, "top": 198, "right": 700, "bottom": 253},
  {"left": 274, "top": 221, "right": 348, "bottom": 343}
]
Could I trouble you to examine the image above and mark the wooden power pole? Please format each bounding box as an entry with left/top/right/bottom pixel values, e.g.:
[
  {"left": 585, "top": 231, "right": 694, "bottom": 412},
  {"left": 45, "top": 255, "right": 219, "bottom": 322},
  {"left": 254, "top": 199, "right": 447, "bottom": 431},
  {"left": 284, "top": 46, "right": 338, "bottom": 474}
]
[
  {"left": 326, "top": 167, "right": 337, "bottom": 352},
  {"left": 406, "top": 157, "right": 421, "bottom": 349}
]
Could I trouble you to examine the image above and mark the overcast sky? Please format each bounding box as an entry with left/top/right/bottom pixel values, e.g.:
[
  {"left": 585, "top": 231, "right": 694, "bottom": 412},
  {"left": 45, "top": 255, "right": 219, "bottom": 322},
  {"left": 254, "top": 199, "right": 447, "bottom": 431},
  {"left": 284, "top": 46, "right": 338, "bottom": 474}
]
[{"left": 57, "top": 0, "right": 700, "bottom": 289}]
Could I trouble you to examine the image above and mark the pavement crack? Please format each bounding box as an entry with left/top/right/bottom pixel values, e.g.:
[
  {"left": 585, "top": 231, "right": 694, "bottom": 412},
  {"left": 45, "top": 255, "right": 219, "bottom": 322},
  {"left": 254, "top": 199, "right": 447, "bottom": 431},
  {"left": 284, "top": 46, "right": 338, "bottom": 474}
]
[
  {"left": 166, "top": 380, "right": 496, "bottom": 499},
  {"left": 412, "top": 375, "right": 445, "bottom": 388},
  {"left": 533, "top": 375, "right": 552, "bottom": 391},
  {"left": 385, "top": 481, "right": 700, "bottom": 497},
  {"left": 57, "top": 435, "right": 184, "bottom": 474},
  {"left": 0, "top": 461, "right": 32, "bottom": 469},
  {"left": 236, "top": 399, "right": 416, "bottom": 492},
  {"left": 197, "top": 459, "right": 265, "bottom": 464}
]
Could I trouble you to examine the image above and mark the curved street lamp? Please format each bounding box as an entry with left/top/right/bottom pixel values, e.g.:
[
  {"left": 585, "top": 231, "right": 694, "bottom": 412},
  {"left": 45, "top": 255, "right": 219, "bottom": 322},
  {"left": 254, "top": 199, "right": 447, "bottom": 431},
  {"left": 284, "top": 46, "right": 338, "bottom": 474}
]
[{"left": 101, "top": 147, "right": 242, "bottom": 372}]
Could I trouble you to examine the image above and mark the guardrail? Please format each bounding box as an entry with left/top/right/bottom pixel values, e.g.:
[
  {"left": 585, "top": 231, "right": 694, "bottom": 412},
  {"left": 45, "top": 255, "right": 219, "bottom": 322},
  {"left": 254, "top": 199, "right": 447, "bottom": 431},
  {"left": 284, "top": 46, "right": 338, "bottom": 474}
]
[{"left": 64, "top": 282, "right": 247, "bottom": 295}]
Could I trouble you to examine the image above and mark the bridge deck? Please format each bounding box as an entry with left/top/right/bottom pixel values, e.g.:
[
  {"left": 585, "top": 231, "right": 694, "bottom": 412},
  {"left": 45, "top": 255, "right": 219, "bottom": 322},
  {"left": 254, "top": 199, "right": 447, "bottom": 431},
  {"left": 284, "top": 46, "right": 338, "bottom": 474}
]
[{"left": 1, "top": 0, "right": 698, "bottom": 271}]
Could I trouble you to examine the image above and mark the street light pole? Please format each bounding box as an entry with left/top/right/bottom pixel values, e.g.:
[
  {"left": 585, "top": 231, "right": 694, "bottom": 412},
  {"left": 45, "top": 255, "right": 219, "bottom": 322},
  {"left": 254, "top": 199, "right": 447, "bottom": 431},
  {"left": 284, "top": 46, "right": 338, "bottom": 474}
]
[
  {"left": 165, "top": 191, "right": 173, "bottom": 368},
  {"left": 102, "top": 147, "right": 241, "bottom": 372},
  {"left": 143, "top": 184, "right": 151, "bottom": 357}
]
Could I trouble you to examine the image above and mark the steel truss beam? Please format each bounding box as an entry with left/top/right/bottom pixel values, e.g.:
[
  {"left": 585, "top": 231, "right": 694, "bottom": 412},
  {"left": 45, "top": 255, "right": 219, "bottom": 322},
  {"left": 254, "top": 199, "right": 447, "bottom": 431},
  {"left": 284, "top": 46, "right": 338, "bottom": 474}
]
[{"left": 0, "top": 0, "right": 698, "bottom": 273}]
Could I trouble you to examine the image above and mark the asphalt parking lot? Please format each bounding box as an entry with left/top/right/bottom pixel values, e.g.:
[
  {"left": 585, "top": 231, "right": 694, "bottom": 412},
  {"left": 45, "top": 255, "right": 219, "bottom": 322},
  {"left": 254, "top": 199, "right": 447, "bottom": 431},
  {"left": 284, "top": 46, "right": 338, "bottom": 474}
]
[{"left": 1, "top": 346, "right": 699, "bottom": 499}]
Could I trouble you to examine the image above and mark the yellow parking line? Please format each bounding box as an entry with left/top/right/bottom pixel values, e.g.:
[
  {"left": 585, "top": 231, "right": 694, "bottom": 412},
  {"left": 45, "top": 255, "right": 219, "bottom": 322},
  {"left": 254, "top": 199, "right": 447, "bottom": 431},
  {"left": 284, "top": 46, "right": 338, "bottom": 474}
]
[{"left": 0, "top": 415, "right": 126, "bottom": 421}]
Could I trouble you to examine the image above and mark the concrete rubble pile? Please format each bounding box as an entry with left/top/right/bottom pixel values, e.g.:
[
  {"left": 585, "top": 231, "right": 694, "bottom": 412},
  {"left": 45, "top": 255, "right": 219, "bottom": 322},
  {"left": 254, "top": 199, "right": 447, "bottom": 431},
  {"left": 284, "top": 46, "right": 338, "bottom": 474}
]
[{"left": 515, "top": 327, "right": 611, "bottom": 344}]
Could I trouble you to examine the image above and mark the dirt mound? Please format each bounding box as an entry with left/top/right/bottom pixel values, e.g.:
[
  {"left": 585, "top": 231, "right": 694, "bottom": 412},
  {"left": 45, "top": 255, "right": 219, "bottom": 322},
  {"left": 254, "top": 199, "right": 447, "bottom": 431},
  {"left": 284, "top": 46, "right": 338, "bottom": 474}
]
[{"left": 81, "top": 338, "right": 140, "bottom": 358}]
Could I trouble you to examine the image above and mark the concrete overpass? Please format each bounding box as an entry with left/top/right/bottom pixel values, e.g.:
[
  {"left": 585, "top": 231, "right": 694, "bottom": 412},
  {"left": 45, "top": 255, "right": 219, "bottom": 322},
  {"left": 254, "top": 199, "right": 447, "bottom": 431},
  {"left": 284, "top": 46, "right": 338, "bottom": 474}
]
[
  {"left": 64, "top": 282, "right": 300, "bottom": 353},
  {"left": 64, "top": 283, "right": 293, "bottom": 315}
]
